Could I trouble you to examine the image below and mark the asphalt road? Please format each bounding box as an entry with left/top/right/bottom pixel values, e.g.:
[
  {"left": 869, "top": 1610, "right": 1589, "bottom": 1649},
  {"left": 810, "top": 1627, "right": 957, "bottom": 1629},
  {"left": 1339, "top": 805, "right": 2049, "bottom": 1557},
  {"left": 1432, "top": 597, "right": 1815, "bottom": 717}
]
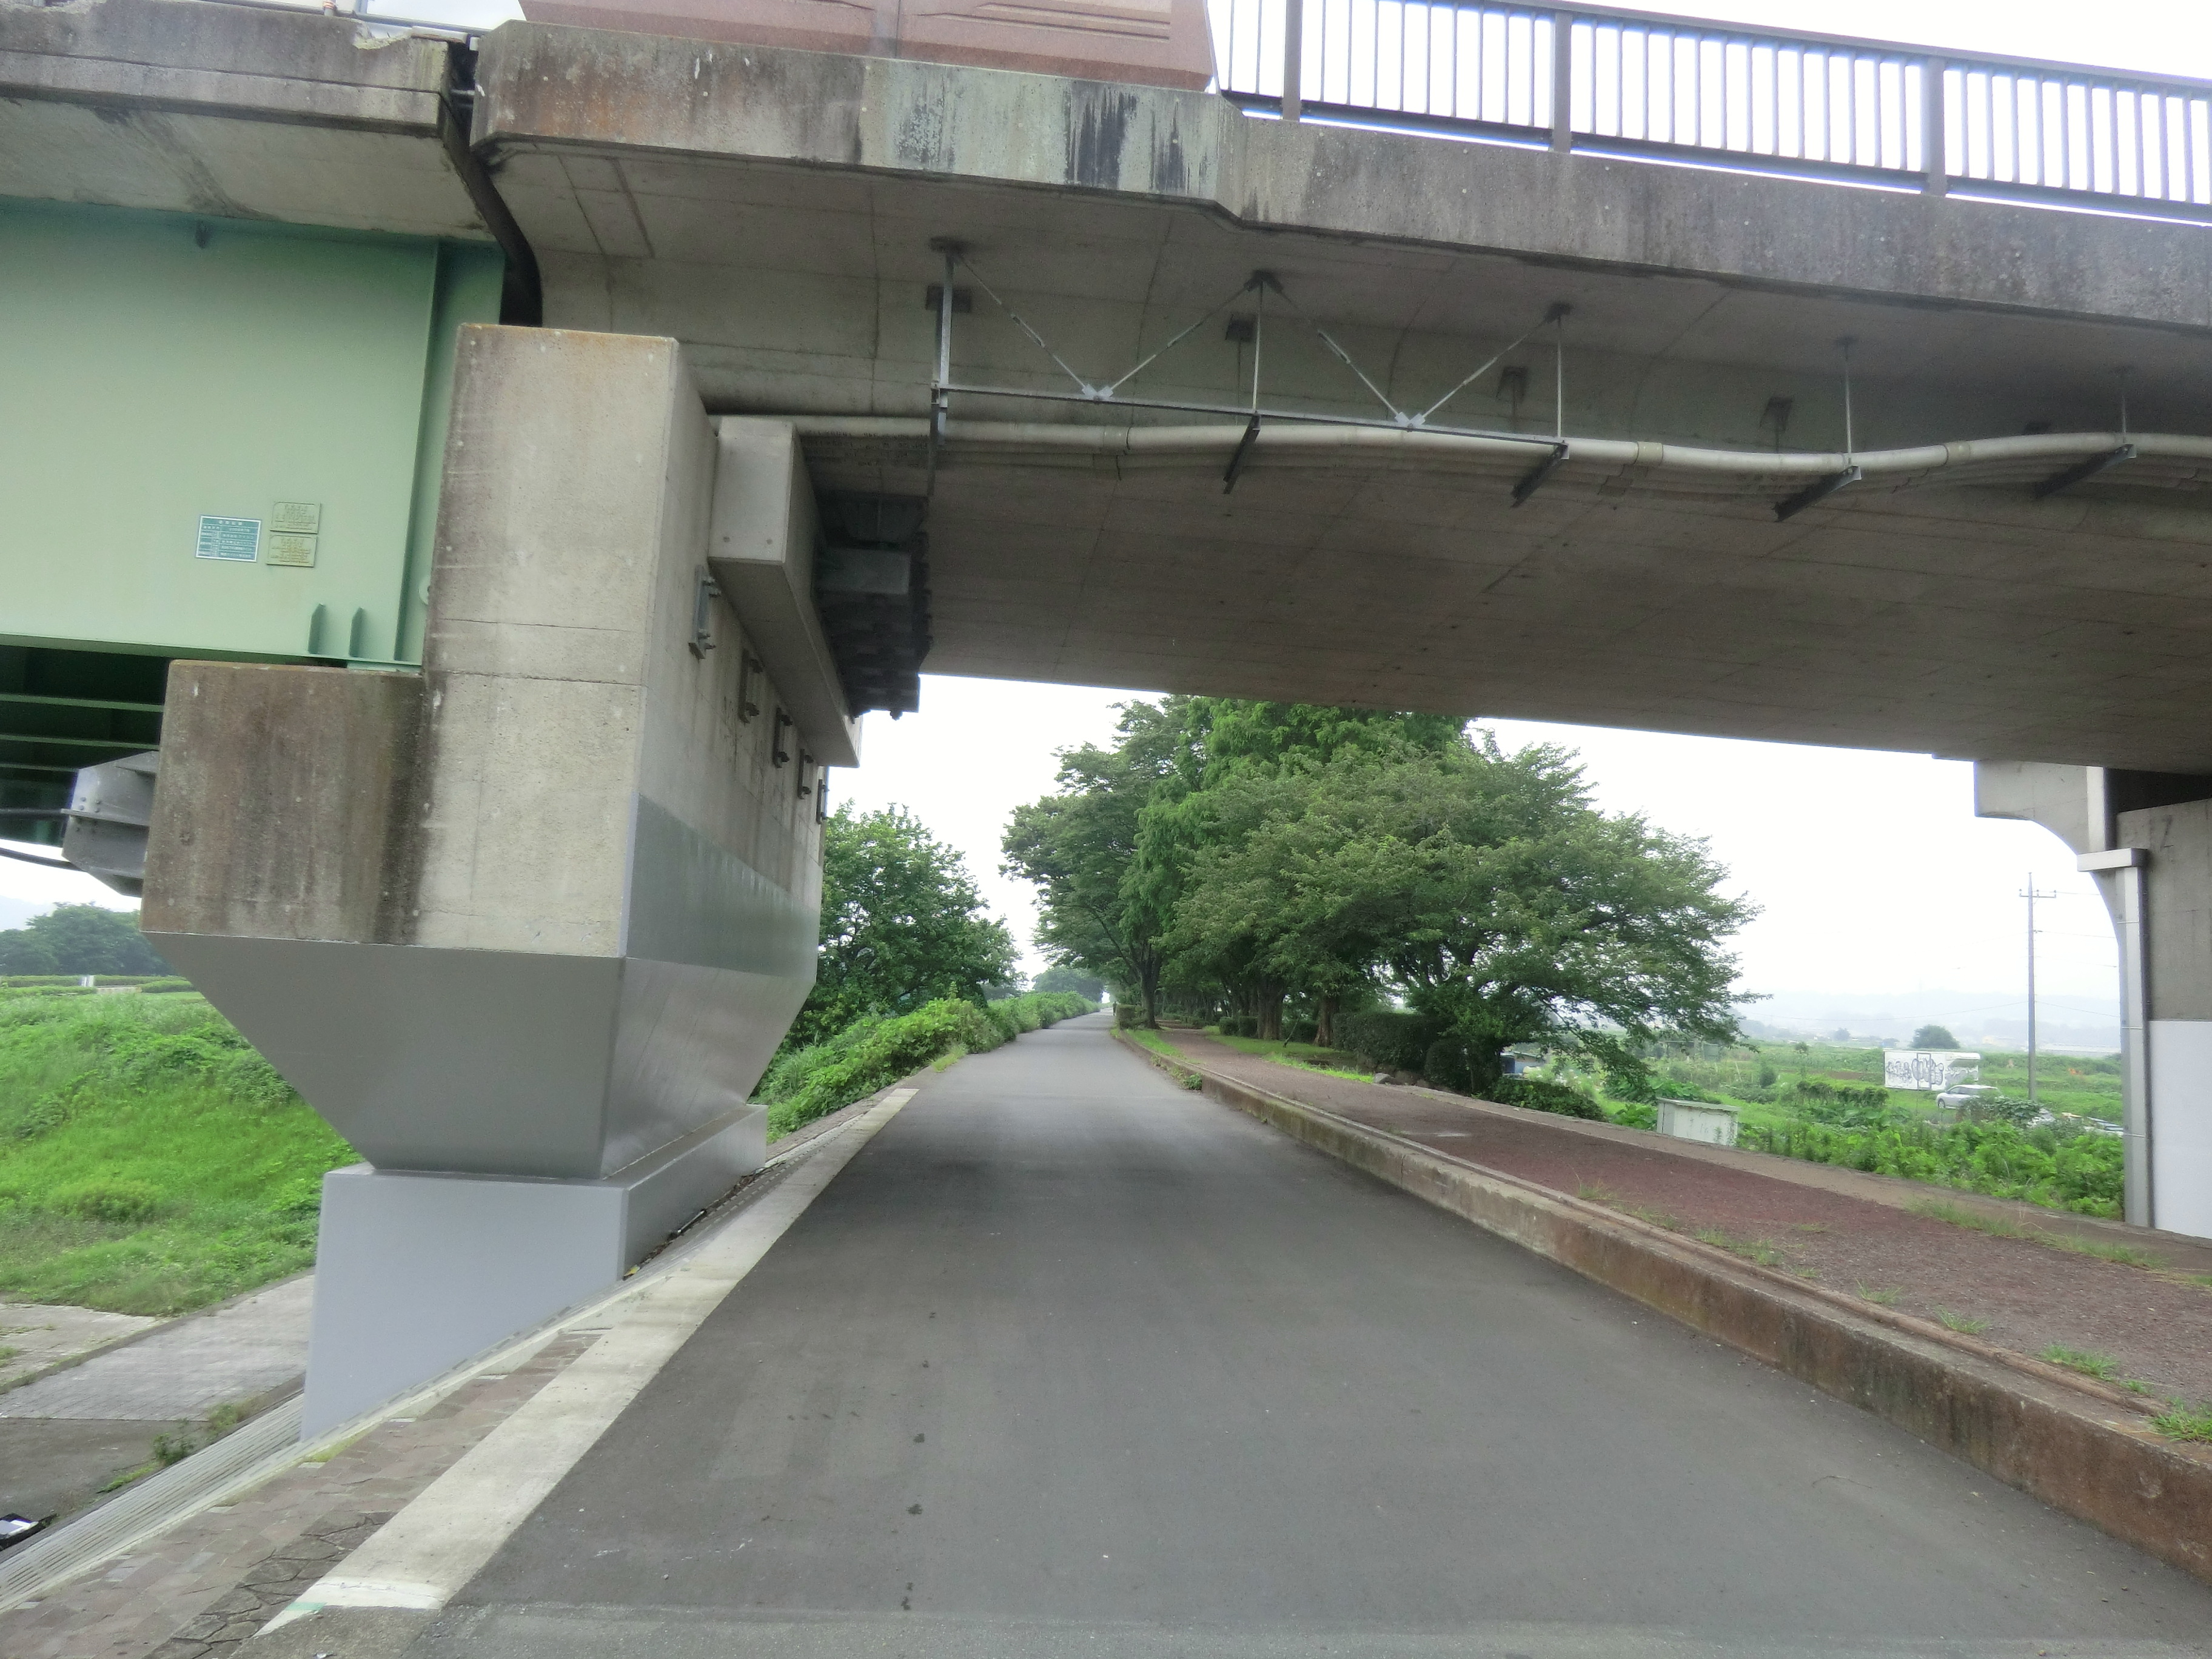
[{"left": 416, "top": 1016, "right": 2212, "bottom": 1658}]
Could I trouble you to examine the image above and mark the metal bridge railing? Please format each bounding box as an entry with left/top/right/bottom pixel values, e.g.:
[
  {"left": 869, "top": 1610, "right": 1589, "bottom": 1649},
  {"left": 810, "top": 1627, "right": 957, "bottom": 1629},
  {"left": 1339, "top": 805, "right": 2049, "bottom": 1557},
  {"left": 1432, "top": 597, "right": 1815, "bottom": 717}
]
[{"left": 1207, "top": 0, "right": 2212, "bottom": 220}]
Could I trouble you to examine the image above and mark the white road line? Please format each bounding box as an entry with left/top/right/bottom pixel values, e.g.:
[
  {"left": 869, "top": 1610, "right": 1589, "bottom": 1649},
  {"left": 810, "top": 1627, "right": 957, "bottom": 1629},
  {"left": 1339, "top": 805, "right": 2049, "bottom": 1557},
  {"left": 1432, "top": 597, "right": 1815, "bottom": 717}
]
[{"left": 265, "top": 1087, "right": 918, "bottom": 1627}]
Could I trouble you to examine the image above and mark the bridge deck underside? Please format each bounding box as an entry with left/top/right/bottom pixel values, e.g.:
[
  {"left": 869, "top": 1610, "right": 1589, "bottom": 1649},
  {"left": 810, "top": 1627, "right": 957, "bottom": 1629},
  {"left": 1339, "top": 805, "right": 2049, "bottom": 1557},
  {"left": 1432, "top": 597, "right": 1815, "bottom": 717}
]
[{"left": 806, "top": 427, "right": 2212, "bottom": 769}]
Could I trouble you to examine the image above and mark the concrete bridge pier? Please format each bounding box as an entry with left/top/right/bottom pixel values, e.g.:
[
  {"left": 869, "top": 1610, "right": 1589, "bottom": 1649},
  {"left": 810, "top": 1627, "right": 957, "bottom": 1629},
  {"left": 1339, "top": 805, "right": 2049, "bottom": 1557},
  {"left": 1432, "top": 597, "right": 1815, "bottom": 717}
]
[
  {"left": 138, "top": 328, "right": 854, "bottom": 1434},
  {"left": 1977, "top": 762, "right": 2212, "bottom": 1240}
]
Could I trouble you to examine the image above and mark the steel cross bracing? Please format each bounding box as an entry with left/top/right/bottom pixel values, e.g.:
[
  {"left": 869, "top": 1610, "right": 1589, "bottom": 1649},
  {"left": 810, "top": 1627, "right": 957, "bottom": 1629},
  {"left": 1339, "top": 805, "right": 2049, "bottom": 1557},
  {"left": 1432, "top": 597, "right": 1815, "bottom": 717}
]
[
  {"left": 927, "top": 243, "right": 1572, "bottom": 499},
  {"left": 922, "top": 242, "right": 2149, "bottom": 517}
]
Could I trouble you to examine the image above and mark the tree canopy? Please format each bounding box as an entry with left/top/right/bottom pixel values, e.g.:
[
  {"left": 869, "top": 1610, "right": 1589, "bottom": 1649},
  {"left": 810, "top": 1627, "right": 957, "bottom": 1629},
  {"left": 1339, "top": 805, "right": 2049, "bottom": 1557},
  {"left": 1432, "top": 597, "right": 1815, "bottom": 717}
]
[
  {"left": 792, "top": 804, "right": 1017, "bottom": 1048},
  {"left": 1003, "top": 697, "right": 1752, "bottom": 1093},
  {"left": 0, "top": 905, "right": 170, "bottom": 977},
  {"left": 1911, "top": 1024, "right": 1960, "bottom": 1050}
]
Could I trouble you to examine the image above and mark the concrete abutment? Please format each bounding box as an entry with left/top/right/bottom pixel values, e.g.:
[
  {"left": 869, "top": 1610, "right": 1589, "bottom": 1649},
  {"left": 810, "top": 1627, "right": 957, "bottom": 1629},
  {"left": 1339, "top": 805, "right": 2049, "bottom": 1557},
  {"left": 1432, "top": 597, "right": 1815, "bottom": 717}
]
[{"left": 141, "top": 327, "right": 851, "bottom": 1432}]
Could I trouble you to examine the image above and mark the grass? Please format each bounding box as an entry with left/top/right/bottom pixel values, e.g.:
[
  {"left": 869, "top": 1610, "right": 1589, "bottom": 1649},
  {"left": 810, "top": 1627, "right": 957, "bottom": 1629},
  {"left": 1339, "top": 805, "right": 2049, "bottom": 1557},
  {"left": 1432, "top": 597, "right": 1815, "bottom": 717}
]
[
  {"left": 1124, "top": 1027, "right": 1205, "bottom": 1088},
  {"left": 1857, "top": 1284, "right": 1902, "bottom": 1305},
  {"left": 1934, "top": 1308, "right": 1990, "bottom": 1335},
  {"left": 1205, "top": 1031, "right": 1375, "bottom": 1083},
  {"left": 2039, "top": 1344, "right": 2122, "bottom": 1381},
  {"left": 1910, "top": 1199, "right": 2031, "bottom": 1238},
  {"left": 1691, "top": 1227, "right": 1787, "bottom": 1269},
  {"left": 2051, "top": 1235, "right": 2162, "bottom": 1269},
  {"left": 0, "top": 994, "right": 354, "bottom": 1316},
  {"left": 2151, "top": 1403, "right": 2212, "bottom": 1443},
  {"left": 1908, "top": 1198, "right": 2167, "bottom": 1271}
]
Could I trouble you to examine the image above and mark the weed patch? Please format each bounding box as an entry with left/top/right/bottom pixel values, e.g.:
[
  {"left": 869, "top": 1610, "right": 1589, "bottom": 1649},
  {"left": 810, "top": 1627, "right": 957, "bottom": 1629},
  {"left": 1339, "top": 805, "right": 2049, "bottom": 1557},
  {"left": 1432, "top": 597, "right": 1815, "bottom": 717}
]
[
  {"left": 1693, "top": 1227, "right": 1786, "bottom": 1269},
  {"left": 1933, "top": 1309, "right": 1989, "bottom": 1335},
  {"left": 1908, "top": 1199, "right": 2029, "bottom": 1238},
  {"left": 2150, "top": 1403, "right": 2212, "bottom": 1443},
  {"left": 2050, "top": 1234, "right": 2163, "bottom": 1269},
  {"left": 1742, "top": 1116, "right": 2121, "bottom": 1217},
  {"left": 1857, "top": 1284, "right": 1901, "bottom": 1305},
  {"left": 2040, "top": 1344, "right": 2121, "bottom": 1381},
  {"left": 1124, "top": 1028, "right": 1205, "bottom": 1087},
  {"left": 1909, "top": 1199, "right": 2169, "bottom": 1274}
]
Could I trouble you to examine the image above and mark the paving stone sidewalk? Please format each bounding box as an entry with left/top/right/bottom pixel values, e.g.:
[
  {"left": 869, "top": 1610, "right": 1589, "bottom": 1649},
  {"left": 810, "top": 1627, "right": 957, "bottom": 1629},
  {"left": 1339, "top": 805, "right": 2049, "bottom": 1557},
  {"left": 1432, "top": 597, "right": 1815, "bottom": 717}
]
[
  {"left": 0, "top": 1306, "right": 161, "bottom": 1395},
  {"left": 0, "top": 1327, "right": 597, "bottom": 1659},
  {"left": 1160, "top": 1029, "right": 2212, "bottom": 1406},
  {"left": 1, "top": 1278, "right": 313, "bottom": 1424}
]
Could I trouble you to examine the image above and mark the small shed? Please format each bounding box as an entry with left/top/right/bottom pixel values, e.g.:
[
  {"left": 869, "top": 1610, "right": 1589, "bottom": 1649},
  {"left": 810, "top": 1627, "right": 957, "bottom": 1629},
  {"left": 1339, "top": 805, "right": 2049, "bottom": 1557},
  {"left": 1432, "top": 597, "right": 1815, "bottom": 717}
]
[{"left": 1657, "top": 1097, "right": 1740, "bottom": 1147}]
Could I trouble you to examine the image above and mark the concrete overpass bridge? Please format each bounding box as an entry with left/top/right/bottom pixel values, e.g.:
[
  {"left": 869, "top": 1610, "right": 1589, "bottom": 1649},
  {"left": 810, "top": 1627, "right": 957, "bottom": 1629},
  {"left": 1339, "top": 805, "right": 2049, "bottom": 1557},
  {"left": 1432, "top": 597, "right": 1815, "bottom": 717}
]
[{"left": 5, "top": 0, "right": 2212, "bottom": 1425}]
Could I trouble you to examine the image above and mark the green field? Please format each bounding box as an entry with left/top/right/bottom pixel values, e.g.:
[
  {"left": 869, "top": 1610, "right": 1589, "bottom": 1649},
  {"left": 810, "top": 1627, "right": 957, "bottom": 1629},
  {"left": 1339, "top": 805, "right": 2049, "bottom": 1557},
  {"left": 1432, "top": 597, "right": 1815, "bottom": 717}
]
[
  {"left": 0, "top": 991, "right": 354, "bottom": 1316},
  {"left": 1630, "top": 1040, "right": 2122, "bottom": 1129}
]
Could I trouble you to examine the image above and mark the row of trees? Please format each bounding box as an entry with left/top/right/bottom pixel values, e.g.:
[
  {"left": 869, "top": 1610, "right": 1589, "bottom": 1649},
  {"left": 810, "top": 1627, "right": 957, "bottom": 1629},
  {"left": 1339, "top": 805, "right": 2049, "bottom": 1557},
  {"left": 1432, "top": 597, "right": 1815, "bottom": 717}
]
[
  {"left": 1002, "top": 697, "right": 1752, "bottom": 1097},
  {"left": 0, "top": 905, "right": 171, "bottom": 977}
]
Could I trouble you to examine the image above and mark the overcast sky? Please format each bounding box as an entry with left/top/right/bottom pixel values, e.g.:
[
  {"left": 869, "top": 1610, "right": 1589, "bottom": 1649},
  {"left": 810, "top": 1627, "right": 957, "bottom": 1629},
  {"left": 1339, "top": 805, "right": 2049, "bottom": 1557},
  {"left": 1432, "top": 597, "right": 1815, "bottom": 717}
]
[{"left": 6, "top": 0, "right": 2185, "bottom": 1036}]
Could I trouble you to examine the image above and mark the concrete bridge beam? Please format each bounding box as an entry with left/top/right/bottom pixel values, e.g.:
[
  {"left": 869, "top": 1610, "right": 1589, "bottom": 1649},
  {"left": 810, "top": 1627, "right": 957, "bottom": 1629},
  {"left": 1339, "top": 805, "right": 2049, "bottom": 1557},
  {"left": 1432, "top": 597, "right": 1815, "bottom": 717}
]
[{"left": 141, "top": 327, "right": 846, "bottom": 1432}]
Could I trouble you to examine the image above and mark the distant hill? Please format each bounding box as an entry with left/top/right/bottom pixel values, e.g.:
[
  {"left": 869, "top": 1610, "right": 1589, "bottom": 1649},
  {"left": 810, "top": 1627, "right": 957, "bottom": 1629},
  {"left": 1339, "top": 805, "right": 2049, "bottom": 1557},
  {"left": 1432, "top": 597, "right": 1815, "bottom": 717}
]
[{"left": 1741, "top": 990, "right": 2117, "bottom": 1052}]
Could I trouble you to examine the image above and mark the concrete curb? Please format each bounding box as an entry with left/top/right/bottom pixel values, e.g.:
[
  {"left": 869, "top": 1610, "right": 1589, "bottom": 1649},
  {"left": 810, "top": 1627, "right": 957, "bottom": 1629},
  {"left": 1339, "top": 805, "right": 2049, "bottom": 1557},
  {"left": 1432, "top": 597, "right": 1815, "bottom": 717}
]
[{"left": 1116, "top": 1032, "right": 2212, "bottom": 1586}]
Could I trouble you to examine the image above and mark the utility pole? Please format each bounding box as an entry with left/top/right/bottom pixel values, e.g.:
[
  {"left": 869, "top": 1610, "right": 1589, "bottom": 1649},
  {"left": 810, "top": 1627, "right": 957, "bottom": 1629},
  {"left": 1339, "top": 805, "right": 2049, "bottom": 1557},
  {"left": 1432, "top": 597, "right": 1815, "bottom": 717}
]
[{"left": 2020, "top": 874, "right": 2059, "bottom": 1109}]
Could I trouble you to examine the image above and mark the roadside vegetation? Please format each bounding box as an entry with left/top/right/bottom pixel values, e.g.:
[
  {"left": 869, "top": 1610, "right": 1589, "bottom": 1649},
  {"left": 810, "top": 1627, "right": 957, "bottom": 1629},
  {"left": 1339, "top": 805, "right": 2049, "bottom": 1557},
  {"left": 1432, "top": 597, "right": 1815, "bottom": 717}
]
[
  {"left": 0, "top": 988, "right": 352, "bottom": 1316},
  {"left": 756, "top": 990, "right": 1093, "bottom": 1137},
  {"left": 753, "top": 802, "right": 1098, "bottom": 1138}
]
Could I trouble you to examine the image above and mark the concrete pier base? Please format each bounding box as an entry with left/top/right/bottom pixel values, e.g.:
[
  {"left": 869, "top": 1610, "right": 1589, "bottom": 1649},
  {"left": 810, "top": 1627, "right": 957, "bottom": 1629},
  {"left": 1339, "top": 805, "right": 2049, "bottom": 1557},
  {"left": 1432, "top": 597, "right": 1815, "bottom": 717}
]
[
  {"left": 302, "top": 1105, "right": 763, "bottom": 1435},
  {"left": 140, "top": 327, "right": 858, "bottom": 1429}
]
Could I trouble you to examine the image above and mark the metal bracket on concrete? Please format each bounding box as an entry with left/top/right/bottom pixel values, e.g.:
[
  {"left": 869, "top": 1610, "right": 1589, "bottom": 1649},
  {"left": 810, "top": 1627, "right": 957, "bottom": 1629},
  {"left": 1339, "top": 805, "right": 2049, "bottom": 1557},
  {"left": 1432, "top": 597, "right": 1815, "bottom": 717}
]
[
  {"left": 1510, "top": 443, "right": 1569, "bottom": 506},
  {"left": 2033, "top": 443, "right": 2137, "bottom": 500},
  {"left": 1774, "top": 466, "right": 1863, "bottom": 521},
  {"left": 1222, "top": 415, "right": 1264, "bottom": 494}
]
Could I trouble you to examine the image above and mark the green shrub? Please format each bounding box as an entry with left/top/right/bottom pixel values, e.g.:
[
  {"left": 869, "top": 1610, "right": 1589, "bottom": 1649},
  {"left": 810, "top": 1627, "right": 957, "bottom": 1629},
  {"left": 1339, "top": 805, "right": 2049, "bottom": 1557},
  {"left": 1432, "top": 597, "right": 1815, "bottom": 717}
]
[
  {"left": 1422, "top": 1038, "right": 1475, "bottom": 1094},
  {"left": 1491, "top": 1075, "right": 1606, "bottom": 1120},
  {"left": 758, "top": 993, "right": 1090, "bottom": 1138},
  {"left": 1738, "top": 1116, "right": 2122, "bottom": 1216},
  {"left": 138, "top": 979, "right": 196, "bottom": 995},
  {"left": 53, "top": 1178, "right": 163, "bottom": 1225},
  {"left": 1335, "top": 1010, "right": 1443, "bottom": 1073}
]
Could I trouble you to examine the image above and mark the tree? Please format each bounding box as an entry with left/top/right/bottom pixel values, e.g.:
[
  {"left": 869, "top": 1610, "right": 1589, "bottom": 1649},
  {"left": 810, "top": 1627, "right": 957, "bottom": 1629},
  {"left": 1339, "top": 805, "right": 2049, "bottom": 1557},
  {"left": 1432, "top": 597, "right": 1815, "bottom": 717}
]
[
  {"left": 1006, "top": 697, "right": 1752, "bottom": 1081},
  {"left": 791, "top": 805, "right": 1016, "bottom": 1048},
  {"left": 0, "top": 905, "right": 169, "bottom": 976},
  {"left": 1002, "top": 700, "right": 1189, "bottom": 1024},
  {"left": 1911, "top": 1023, "right": 1959, "bottom": 1050},
  {"left": 1032, "top": 964, "right": 1104, "bottom": 1000},
  {"left": 1167, "top": 741, "right": 1751, "bottom": 1088}
]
